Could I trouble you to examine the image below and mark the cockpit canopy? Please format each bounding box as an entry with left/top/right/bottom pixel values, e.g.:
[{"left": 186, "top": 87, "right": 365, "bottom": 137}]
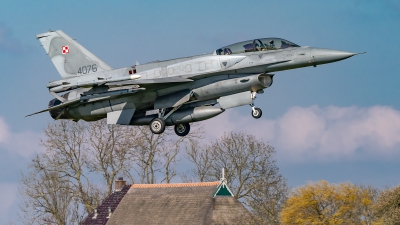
[{"left": 215, "top": 38, "right": 299, "bottom": 55}]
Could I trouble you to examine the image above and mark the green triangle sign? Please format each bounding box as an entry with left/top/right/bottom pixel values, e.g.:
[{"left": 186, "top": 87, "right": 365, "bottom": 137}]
[{"left": 212, "top": 181, "right": 233, "bottom": 197}]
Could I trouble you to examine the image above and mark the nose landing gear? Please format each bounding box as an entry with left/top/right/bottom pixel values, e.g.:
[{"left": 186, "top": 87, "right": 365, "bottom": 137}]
[
  {"left": 251, "top": 106, "right": 262, "bottom": 119},
  {"left": 250, "top": 91, "right": 263, "bottom": 119}
]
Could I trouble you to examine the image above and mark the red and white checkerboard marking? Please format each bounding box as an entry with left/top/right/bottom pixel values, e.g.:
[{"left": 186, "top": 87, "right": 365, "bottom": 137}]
[{"left": 62, "top": 45, "right": 69, "bottom": 54}]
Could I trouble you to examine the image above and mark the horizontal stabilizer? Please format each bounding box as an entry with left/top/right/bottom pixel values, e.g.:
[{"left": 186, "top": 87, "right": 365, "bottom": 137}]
[{"left": 25, "top": 98, "right": 80, "bottom": 117}]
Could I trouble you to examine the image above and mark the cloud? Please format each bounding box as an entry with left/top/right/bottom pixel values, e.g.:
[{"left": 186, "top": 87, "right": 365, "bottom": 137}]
[
  {"left": 0, "top": 117, "right": 44, "bottom": 158},
  {"left": 201, "top": 105, "right": 400, "bottom": 162}
]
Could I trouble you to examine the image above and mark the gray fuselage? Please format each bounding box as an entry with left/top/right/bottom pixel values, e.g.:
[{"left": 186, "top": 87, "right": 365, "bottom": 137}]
[{"left": 47, "top": 39, "right": 356, "bottom": 125}]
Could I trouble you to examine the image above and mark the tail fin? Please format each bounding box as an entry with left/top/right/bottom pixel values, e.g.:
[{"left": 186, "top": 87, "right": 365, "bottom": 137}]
[{"left": 36, "top": 30, "right": 112, "bottom": 78}]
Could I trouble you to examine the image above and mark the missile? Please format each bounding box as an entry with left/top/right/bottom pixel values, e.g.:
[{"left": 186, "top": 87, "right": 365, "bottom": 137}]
[
  {"left": 49, "top": 75, "right": 141, "bottom": 93},
  {"left": 80, "top": 87, "right": 145, "bottom": 102}
]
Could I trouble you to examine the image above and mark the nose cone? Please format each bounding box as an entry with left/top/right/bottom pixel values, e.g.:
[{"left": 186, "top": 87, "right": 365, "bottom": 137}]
[{"left": 311, "top": 48, "right": 356, "bottom": 65}]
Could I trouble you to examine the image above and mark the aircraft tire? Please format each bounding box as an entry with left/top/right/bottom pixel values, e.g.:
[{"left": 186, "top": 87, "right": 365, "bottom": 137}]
[
  {"left": 150, "top": 118, "right": 166, "bottom": 134},
  {"left": 251, "top": 108, "right": 262, "bottom": 119},
  {"left": 174, "top": 123, "right": 190, "bottom": 137}
]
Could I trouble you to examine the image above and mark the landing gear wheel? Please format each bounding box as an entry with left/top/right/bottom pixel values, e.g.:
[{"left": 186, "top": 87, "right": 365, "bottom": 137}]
[
  {"left": 150, "top": 118, "right": 166, "bottom": 134},
  {"left": 174, "top": 123, "right": 190, "bottom": 137},
  {"left": 251, "top": 108, "right": 262, "bottom": 119}
]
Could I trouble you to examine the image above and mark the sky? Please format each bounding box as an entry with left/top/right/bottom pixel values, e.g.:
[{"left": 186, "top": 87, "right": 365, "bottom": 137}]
[{"left": 0, "top": 0, "right": 399, "bottom": 223}]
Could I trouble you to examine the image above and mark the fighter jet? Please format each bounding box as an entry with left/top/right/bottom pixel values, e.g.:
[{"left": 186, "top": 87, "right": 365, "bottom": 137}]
[{"left": 28, "top": 30, "right": 362, "bottom": 136}]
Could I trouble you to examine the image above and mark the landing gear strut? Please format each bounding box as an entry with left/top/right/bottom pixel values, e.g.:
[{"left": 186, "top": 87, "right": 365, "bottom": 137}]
[
  {"left": 149, "top": 108, "right": 167, "bottom": 134},
  {"left": 149, "top": 91, "right": 194, "bottom": 135},
  {"left": 174, "top": 123, "right": 190, "bottom": 137},
  {"left": 250, "top": 91, "right": 262, "bottom": 119}
]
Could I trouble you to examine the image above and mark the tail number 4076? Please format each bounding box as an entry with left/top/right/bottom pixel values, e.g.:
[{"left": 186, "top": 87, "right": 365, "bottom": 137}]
[{"left": 78, "top": 64, "right": 97, "bottom": 74}]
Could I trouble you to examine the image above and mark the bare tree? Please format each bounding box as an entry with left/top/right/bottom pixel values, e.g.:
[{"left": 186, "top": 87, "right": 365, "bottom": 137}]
[
  {"left": 209, "top": 132, "right": 282, "bottom": 200},
  {"left": 133, "top": 126, "right": 166, "bottom": 183},
  {"left": 183, "top": 131, "right": 288, "bottom": 224},
  {"left": 373, "top": 185, "right": 400, "bottom": 225},
  {"left": 247, "top": 175, "right": 289, "bottom": 225},
  {"left": 162, "top": 124, "right": 204, "bottom": 183},
  {"left": 134, "top": 124, "right": 204, "bottom": 184},
  {"left": 19, "top": 120, "right": 105, "bottom": 225},
  {"left": 20, "top": 119, "right": 205, "bottom": 224},
  {"left": 182, "top": 139, "right": 213, "bottom": 182},
  {"left": 19, "top": 156, "right": 81, "bottom": 225},
  {"left": 87, "top": 120, "right": 138, "bottom": 194},
  {"left": 40, "top": 120, "right": 102, "bottom": 214},
  {"left": 161, "top": 140, "right": 180, "bottom": 184}
]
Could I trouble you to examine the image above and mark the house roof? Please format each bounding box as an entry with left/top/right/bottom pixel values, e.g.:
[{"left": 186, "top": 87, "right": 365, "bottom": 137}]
[
  {"left": 80, "top": 185, "right": 130, "bottom": 225},
  {"left": 106, "top": 181, "right": 252, "bottom": 225}
]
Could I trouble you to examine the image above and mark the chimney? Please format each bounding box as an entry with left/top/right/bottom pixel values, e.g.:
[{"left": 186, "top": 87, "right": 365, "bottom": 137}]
[{"left": 115, "top": 177, "right": 127, "bottom": 191}]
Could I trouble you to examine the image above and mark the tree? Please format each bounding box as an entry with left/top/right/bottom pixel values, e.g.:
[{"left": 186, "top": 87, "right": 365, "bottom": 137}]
[
  {"left": 373, "top": 185, "right": 400, "bottom": 225},
  {"left": 87, "top": 120, "right": 138, "bottom": 194},
  {"left": 20, "top": 120, "right": 142, "bottom": 224},
  {"left": 20, "top": 156, "right": 78, "bottom": 225},
  {"left": 248, "top": 174, "right": 289, "bottom": 225},
  {"left": 182, "top": 139, "right": 213, "bottom": 182},
  {"left": 184, "top": 131, "right": 287, "bottom": 224},
  {"left": 134, "top": 124, "right": 204, "bottom": 184},
  {"left": 133, "top": 126, "right": 168, "bottom": 184},
  {"left": 21, "top": 121, "right": 288, "bottom": 224},
  {"left": 39, "top": 121, "right": 102, "bottom": 214},
  {"left": 280, "top": 180, "right": 377, "bottom": 225}
]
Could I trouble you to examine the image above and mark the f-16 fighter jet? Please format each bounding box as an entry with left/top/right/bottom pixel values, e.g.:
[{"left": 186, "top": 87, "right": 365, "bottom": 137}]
[{"left": 28, "top": 30, "right": 362, "bottom": 136}]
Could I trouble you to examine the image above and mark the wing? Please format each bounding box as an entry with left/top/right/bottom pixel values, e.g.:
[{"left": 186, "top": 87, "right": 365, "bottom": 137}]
[{"left": 28, "top": 76, "right": 194, "bottom": 117}]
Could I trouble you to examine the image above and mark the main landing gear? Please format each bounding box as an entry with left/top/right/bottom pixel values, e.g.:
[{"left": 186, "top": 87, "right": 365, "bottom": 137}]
[
  {"left": 250, "top": 91, "right": 263, "bottom": 119},
  {"left": 149, "top": 101, "right": 191, "bottom": 136},
  {"left": 149, "top": 117, "right": 191, "bottom": 137},
  {"left": 174, "top": 123, "right": 190, "bottom": 136},
  {"left": 149, "top": 118, "right": 166, "bottom": 134}
]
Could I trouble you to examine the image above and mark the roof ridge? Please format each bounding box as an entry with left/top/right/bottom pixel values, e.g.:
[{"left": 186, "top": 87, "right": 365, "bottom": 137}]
[{"left": 131, "top": 181, "right": 220, "bottom": 188}]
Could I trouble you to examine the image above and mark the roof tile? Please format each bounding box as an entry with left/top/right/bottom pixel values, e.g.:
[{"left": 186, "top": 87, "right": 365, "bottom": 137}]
[{"left": 131, "top": 181, "right": 220, "bottom": 188}]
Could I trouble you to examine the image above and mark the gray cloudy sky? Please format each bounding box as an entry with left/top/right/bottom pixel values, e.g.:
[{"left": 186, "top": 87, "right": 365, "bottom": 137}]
[{"left": 0, "top": 0, "right": 400, "bottom": 223}]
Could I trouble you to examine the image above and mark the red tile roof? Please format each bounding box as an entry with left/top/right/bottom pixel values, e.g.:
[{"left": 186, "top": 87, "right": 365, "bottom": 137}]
[{"left": 131, "top": 181, "right": 220, "bottom": 188}]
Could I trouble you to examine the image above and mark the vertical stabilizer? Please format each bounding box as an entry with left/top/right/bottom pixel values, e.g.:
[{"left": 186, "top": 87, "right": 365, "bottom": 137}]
[{"left": 36, "top": 30, "right": 112, "bottom": 78}]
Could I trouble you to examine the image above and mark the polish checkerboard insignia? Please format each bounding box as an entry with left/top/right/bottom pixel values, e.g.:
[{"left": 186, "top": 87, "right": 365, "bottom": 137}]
[{"left": 62, "top": 45, "right": 70, "bottom": 54}]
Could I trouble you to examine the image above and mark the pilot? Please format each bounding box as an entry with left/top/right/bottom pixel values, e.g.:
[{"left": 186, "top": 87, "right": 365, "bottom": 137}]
[
  {"left": 269, "top": 40, "right": 276, "bottom": 50},
  {"left": 224, "top": 48, "right": 232, "bottom": 55}
]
